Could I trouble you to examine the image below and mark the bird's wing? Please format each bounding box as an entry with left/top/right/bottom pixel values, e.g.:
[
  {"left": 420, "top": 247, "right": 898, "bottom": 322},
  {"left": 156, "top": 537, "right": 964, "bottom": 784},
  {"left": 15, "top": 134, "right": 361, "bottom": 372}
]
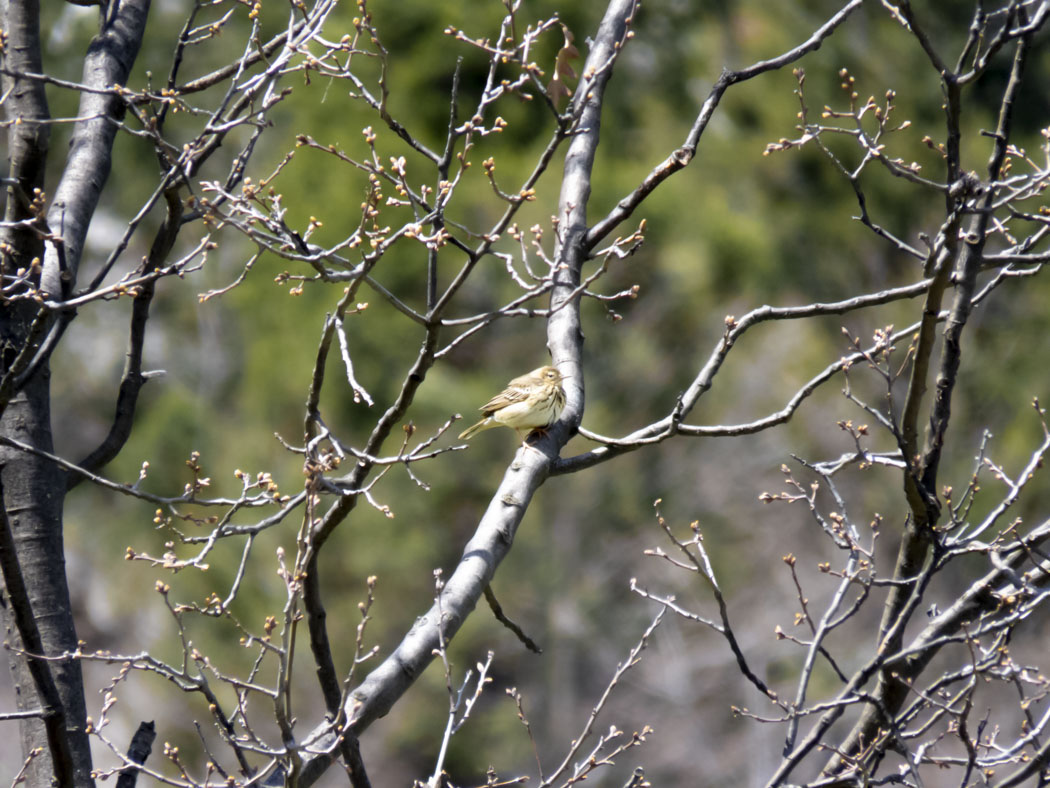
[{"left": 479, "top": 382, "right": 531, "bottom": 412}]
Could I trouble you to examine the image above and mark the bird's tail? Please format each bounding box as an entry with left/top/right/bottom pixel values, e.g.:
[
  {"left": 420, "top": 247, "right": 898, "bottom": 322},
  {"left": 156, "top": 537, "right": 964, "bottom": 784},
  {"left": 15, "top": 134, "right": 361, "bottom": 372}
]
[{"left": 458, "top": 418, "right": 492, "bottom": 440}]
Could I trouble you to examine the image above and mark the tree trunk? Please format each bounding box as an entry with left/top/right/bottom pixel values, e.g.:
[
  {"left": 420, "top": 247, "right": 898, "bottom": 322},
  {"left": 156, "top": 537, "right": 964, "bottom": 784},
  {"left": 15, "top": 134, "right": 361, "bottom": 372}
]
[{"left": 1, "top": 370, "right": 94, "bottom": 786}]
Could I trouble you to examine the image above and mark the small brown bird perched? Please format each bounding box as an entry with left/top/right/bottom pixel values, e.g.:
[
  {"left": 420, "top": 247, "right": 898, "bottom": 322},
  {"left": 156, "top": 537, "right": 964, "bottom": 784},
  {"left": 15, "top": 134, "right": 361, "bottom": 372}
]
[{"left": 458, "top": 365, "right": 567, "bottom": 443}]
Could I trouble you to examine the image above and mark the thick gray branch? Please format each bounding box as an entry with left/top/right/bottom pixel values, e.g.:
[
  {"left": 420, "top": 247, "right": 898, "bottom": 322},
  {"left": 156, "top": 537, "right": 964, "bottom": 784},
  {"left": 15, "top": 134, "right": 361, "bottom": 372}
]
[
  {"left": 40, "top": 0, "right": 150, "bottom": 296},
  {"left": 0, "top": 482, "right": 75, "bottom": 787},
  {"left": 289, "top": 3, "right": 637, "bottom": 784}
]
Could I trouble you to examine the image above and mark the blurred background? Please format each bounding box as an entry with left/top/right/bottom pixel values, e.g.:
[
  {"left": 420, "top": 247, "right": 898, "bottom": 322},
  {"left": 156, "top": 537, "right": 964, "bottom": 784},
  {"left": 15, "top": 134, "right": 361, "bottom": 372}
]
[{"left": 7, "top": 0, "right": 1050, "bottom": 785}]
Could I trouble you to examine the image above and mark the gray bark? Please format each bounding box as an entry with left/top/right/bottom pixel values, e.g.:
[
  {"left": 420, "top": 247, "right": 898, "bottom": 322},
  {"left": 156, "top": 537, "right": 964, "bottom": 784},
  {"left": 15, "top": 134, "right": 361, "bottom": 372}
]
[{"left": 0, "top": 1, "right": 151, "bottom": 784}]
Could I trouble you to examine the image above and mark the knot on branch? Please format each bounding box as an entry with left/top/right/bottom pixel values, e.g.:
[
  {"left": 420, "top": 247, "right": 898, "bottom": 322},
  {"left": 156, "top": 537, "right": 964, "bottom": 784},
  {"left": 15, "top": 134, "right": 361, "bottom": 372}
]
[{"left": 671, "top": 147, "right": 694, "bottom": 167}]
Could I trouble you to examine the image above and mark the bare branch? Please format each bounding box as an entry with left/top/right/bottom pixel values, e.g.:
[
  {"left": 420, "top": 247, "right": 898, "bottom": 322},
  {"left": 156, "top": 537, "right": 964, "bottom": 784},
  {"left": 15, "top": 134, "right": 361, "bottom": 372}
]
[{"left": 585, "top": 0, "right": 864, "bottom": 249}]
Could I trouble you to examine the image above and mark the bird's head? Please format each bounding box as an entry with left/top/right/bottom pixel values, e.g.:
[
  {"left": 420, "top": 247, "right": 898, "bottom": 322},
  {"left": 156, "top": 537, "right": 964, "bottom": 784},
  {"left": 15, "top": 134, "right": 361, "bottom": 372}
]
[{"left": 536, "top": 366, "right": 567, "bottom": 383}]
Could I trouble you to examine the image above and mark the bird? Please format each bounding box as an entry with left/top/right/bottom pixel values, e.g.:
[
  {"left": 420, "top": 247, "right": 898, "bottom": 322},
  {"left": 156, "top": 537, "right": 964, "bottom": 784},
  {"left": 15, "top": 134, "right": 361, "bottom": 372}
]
[{"left": 458, "top": 365, "right": 567, "bottom": 443}]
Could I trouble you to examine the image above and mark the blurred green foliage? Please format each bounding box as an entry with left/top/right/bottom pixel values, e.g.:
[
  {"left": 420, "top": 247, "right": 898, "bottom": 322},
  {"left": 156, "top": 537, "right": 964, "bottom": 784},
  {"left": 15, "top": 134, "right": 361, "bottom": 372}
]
[{"left": 28, "top": 0, "right": 1050, "bottom": 785}]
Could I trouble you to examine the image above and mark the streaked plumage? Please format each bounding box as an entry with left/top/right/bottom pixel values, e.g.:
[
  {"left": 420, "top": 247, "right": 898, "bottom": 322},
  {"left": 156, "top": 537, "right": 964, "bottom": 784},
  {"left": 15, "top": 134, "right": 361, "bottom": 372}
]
[{"left": 459, "top": 365, "right": 567, "bottom": 442}]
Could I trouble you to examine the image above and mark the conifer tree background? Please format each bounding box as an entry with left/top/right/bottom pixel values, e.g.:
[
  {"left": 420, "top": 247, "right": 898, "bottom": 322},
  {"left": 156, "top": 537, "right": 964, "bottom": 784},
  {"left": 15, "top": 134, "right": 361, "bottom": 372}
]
[{"left": 2, "top": 1, "right": 1050, "bottom": 785}]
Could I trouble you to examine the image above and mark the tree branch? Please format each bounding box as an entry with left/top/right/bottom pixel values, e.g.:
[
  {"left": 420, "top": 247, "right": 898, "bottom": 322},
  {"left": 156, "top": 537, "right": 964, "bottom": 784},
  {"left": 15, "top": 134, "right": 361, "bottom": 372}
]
[
  {"left": 0, "top": 482, "right": 75, "bottom": 787},
  {"left": 585, "top": 0, "right": 863, "bottom": 250},
  {"left": 287, "top": 4, "right": 639, "bottom": 784},
  {"left": 39, "top": 0, "right": 150, "bottom": 296},
  {"left": 828, "top": 18, "right": 1041, "bottom": 774},
  {"left": 68, "top": 186, "right": 182, "bottom": 488}
]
